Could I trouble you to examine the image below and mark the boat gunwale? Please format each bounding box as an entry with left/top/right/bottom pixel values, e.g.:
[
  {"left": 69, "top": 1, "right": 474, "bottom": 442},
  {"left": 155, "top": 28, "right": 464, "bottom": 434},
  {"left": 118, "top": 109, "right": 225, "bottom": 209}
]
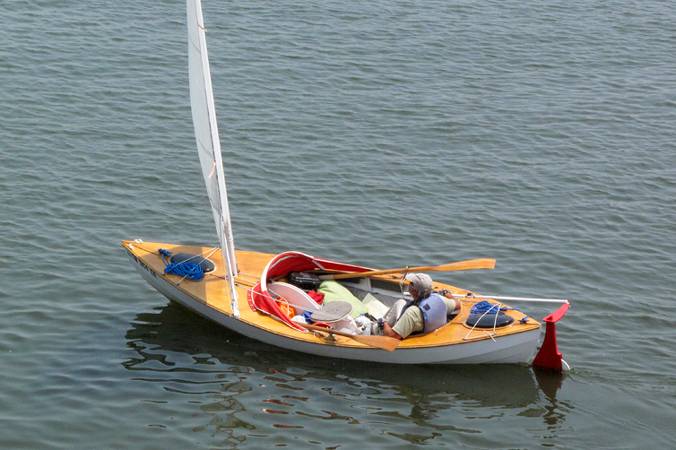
[
  {"left": 122, "top": 240, "right": 541, "bottom": 352},
  {"left": 125, "top": 248, "right": 541, "bottom": 364}
]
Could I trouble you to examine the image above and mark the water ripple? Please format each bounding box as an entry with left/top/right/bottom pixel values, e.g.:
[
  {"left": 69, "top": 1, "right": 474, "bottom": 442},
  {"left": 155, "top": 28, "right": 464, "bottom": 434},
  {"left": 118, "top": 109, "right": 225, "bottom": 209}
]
[{"left": 1, "top": 0, "right": 675, "bottom": 447}]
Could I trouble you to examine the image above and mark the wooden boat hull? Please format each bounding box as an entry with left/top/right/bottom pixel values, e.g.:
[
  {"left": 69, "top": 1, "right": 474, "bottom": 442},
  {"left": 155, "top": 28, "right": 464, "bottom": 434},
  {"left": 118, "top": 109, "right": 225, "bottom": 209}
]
[{"left": 123, "top": 240, "right": 542, "bottom": 365}]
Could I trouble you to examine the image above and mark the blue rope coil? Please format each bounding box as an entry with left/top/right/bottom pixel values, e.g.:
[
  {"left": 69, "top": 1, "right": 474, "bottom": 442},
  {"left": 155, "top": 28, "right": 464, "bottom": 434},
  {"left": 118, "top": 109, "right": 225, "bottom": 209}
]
[
  {"left": 158, "top": 248, "right": 205, "bottom": 281},
  {"left": 470, "top": 300, "right": 507, "bottom": 315}
]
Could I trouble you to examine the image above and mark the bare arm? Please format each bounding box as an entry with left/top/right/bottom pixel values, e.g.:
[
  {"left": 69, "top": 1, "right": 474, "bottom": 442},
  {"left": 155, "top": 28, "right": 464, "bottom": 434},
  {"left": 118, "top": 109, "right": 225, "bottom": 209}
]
[{"left": 383, "top": 322, "right": 403, "bottom": 340}]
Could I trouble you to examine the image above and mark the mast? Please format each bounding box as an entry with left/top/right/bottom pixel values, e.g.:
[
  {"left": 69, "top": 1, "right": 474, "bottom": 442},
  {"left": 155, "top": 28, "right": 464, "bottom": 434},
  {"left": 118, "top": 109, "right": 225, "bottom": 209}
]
[{"left": 186, "top": 0, "right": 239, "bottom": 315}]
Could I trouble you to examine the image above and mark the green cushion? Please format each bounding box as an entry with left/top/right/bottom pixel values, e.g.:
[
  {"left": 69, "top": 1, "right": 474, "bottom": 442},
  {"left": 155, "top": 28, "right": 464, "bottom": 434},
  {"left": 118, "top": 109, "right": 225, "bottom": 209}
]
[{"left": 318, "top": 280, "right": 367, "bottom": 318}]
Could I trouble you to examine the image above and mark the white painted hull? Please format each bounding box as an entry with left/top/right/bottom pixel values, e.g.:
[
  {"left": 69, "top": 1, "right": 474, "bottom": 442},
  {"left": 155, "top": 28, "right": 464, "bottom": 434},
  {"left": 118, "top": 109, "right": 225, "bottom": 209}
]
[{"left": 131, "top": 257, "right": 540, "bottom": 365}]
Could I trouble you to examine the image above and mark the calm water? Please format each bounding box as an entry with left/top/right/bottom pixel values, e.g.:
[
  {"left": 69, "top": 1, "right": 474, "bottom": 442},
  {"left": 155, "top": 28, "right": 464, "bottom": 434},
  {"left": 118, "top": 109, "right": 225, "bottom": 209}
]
[{"left": 1, "top": 0, "right": 675, "bottom": 448}]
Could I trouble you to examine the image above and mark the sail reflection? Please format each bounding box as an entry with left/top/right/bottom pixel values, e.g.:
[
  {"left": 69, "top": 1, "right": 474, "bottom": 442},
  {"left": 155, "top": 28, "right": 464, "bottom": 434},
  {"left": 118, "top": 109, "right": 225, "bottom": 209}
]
[{"left": 123, "top": 302, "right": 570, "bottom": 447}]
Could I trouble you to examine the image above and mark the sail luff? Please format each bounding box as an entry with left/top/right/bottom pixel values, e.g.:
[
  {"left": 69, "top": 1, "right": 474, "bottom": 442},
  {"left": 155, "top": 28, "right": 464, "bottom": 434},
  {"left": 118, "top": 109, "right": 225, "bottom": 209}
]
[
  {"left": 193, "top": 5, "right": 237, "bottom": 270},
  {"left": 187, "top": 0, "right": 239, "bottom": 313}
]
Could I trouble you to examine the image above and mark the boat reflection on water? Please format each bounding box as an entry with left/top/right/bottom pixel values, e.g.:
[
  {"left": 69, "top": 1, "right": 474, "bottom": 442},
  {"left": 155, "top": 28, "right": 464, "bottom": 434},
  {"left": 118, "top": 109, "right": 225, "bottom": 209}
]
[{"left": 123, "top": 302, "right": 570, "bottom": 446}]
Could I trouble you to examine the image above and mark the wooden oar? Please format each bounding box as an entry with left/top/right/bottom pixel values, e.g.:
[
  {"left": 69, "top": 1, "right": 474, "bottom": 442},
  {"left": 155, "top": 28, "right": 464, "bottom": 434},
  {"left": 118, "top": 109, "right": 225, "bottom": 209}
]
[
  {"left": 319, "top": 258, "right": 496, "bottom": 281},
  {"left": 300, "top": 323, "right": 400, "bottom": 352}
]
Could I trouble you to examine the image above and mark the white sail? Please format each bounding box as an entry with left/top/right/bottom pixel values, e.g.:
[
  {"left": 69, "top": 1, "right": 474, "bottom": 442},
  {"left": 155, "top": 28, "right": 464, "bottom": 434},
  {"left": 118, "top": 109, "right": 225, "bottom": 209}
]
[{"left": 187, "top": 0, "right": 239, "bottom": 313}]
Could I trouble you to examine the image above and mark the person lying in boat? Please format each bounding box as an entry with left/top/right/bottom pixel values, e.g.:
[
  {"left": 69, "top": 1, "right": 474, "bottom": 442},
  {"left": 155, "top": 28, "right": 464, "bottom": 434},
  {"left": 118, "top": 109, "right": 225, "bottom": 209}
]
[{"left": 378, "top": 273, "right": 459, "bottom": 340}]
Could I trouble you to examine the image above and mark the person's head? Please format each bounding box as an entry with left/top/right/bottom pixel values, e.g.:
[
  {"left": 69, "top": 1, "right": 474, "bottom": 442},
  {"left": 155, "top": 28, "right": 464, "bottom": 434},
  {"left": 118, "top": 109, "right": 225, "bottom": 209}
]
[{"left": 405, "top": 273, "right": 433, "bottom": 301}]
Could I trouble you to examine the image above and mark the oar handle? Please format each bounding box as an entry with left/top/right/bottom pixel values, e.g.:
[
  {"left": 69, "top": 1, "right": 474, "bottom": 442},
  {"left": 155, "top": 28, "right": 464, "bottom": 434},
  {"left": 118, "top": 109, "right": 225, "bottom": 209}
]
[
  {"left": 319, "top": 268, "right": 404, "bottom": 281},
  {"left": 301, "top": 322, "right": 351, "bottom": 337}
]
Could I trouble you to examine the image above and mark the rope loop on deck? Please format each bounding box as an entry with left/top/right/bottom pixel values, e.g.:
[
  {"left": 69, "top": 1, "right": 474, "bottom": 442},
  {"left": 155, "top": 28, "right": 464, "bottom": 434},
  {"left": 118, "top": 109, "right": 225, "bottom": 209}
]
[{"left": 159, "top": 248, "right": 205, "bottom": 281}]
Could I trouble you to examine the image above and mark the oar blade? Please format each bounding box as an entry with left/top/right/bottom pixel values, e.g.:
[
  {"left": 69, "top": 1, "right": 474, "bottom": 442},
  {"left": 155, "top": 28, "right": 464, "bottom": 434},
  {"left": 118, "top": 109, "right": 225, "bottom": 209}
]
[
  {"left": 353, "top": 334, "right": 400, "bottom": 352},
  {"left": 430, "top": 258, "right": 496, "bottom": 272}
]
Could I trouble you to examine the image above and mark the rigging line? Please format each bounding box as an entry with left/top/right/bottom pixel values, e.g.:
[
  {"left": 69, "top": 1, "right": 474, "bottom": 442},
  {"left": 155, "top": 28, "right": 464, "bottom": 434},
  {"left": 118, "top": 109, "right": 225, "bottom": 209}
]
[
  {"left": 145, "top": 245, "right": 220, "bottom": 287},
  {"left": 492, "top": 302, "right": 501, "bottom": 335},
  {"left": 189, "top": 39, "right": 201, "bottom": 53},
  {"left": 196, "top": 137, "right": 217, "bottom": 160},
  {"left": 126, "top": 167, "right": 223, "bottom": 216},
  {"left": 171, "top": 247, "right": 219, "bottom": 284},
  {"left": 161, "top": 246, "right": 221, "bottom": 285},
  {"left": 153, "top": 202, "right": 222, "bottom": 220},
  {"left": 128, "top": 242, "right": 220, "bottom": 262},
  {"left": 191, "top": 2, "right": 237, "bottom": 265},
  {"left": 463, "top": 301, "right": 501, "bottom": 341},
  {"left": 396, "top": 267, "right": 411, "bottom": 298}
]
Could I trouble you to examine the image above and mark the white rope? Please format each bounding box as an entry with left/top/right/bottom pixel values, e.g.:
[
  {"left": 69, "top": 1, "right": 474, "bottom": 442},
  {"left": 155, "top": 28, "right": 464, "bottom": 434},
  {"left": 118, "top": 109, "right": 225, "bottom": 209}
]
[
  {"left": 492, "top": 302, "right": 500, "bottom": 333},
  {"left": 129, "top": 242, "right": 221, "bottom": 286},
  {"left": 463, "top": 301, "right": 501, "bottom": 341},
  {"left": 172, "top": 246, "right": 220, "bottom": 286}
]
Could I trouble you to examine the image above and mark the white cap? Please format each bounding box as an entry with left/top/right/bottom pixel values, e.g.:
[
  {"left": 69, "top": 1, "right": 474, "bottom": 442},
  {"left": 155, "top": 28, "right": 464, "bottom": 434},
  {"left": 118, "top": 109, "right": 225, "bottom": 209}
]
[{"left": 405, "top": 273, "right": 433, "bottom": 299}]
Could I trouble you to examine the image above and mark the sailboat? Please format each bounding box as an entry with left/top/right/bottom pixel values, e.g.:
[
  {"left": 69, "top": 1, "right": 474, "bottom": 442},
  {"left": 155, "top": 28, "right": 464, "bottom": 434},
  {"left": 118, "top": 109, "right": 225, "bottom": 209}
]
[{"left": 122, "top": 0, "right": 570, "bottom": 370}]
